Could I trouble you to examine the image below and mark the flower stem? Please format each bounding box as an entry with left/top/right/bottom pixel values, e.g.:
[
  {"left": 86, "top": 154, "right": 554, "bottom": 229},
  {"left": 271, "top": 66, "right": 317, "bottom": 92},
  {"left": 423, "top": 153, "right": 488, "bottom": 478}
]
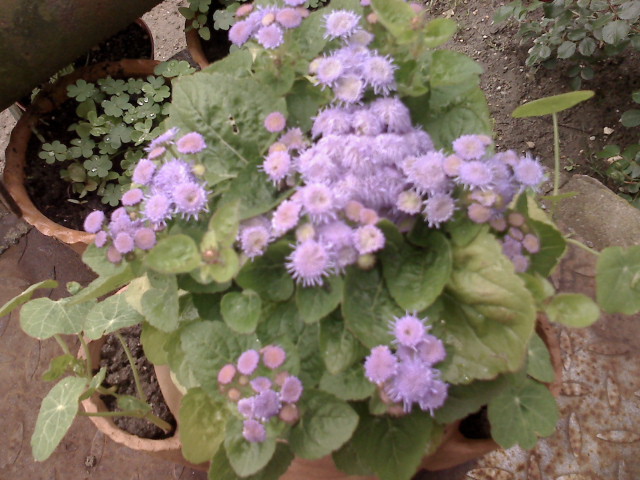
[
  {"left": 114, "top": 331, "right": 147, "bottom": 403},
  {"left": 566, "top": 237, "right": 600, "bottom": 257},
  {"left": 78, "top": 334, "right": 92, "bottom": 378}
]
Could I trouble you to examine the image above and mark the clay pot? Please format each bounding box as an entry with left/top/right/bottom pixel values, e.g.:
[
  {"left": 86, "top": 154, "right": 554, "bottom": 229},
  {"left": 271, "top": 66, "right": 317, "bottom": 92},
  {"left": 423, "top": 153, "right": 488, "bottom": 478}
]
[
  {"left": 185, "top": 23, "right": 210, "bottom": 70},
  {"left": 77, "top": 335, "right": 184, "bottom": 464},
  {"left": 3, "top": 59, "right": 160, "bottom": 254},
  {"left": 154, "top": 314, "right": 563, "bottom": 477}
]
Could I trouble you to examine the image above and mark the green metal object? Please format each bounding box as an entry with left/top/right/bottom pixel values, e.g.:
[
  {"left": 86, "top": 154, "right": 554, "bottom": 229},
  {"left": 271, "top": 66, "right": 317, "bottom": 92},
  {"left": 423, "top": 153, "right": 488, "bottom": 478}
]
[{"left": 0, "top": 0, "right": 163, "bottom": 111}]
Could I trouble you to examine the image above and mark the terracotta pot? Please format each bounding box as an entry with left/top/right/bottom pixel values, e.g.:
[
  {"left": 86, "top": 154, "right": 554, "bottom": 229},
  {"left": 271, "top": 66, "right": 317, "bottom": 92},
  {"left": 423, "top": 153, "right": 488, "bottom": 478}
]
[
  {"left": 3, "top": 59, "right": 160, "bottom": 254},
  {"left": 154, "top": 314, "right": 563, "bottom": 477},
  {"left": 77, "top": 335, "right": 184, "bottom": 464},
  {"left": 185, "top": 21, "right": 211, "bottom": 70}
]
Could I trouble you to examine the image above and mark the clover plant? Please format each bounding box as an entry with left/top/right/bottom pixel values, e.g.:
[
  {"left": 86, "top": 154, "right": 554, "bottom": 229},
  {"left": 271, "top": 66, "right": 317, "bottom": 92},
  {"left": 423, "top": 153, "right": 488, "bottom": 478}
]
[
  {"left": 496, "top": 0, "right": 640, "bottom": 88},
  {"left": 6, "top": 1, "right": 640, "bottom": 479}
]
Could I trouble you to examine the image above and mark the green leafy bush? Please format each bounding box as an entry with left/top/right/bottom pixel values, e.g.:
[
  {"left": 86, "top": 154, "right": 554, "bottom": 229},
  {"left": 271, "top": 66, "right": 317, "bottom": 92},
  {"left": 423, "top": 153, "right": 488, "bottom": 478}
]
[{"left": 496, "top": 0, "right": 640, "bottom": 88}]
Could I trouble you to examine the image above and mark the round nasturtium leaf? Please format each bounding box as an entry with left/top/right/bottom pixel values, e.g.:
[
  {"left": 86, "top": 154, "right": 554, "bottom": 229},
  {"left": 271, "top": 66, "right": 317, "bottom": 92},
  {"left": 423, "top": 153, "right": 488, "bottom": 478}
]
[{"left": 512, "top": 91, "right": 595, "bottom": 118}]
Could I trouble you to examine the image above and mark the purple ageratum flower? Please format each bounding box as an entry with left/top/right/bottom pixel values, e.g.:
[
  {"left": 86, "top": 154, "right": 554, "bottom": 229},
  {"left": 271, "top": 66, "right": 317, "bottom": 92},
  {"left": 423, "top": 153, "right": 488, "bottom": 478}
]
[
  {"left": 452, "top": 134, "right": 488, "bottom": 161},
  {"left": 153, "top": 160, "right": 193, "bottom": 193},
  {"left": 132, "top": 158, "right": 157, "bottom": 185},
  {"left": 522, "top": 233, "right": 540, "bottom": 254},
  {"left": 238, "top": 397, "right": 255, "bottom": 418},
  {"left": 262, "top": 150, "right": 292, "bottom": 183},
  {"left": 253, "top": 389, "right": 281, "bottom": 420},
  {"left": 423, "top": 193, "right": 456, "bottom": 228},
  {"left": 237, "top": 349, "right": 260, "bottom": 375},
  {"left": 511, "top": 254, "right": 530, "bottom": 273},
  {"left": 143, "top": 193, "right": 172, "bottom": 225},
  {"left": 363, "top": 55, "right": 397, "bottom": 95},
  {"left": 284, "top": 0, "right": 306, "bottom": 5},
  {"left": 286, "top": 239, "right": 331, "bottom": 287},
  {"left": 218, "top": 363, "right": 237, "bottom": 385},
  {"left": 279, "top": 128, "right": 306, "bottom": 150},
  {"left": 172, "top": 182, "right": 208, "bottom": 218},
  {"left": 271, "top": 200, "right": 302, "bottom": 236},
  {"left": 347, "top": 29, "right": 374, "bottom": 47},
  {"left": 386, "top": 357, "right": 437, "bottom": 413},
  {"left": 501, "top": 235, "right": 522, "bottom": 258},
  {"left": 396, "top": 190, "right": 423, "bottom": 215},
  {"left": 418, "top": 378, "right": 449, "bottom": 414},
  {"left": 94, "top": 231, "right": 108, "bottom": 248},
  {"left": 467, "top": 203, "right": 492, "bottom": 224},
  {"left": 316, "top": 56, "right": 345, "bottom": 86},
  {"left": 239, "top": 225, "right": 271, "bottom": 259},
  {"left": 236, "top": 3, "right": 253, "bottom": 17},
  {"left": 264, "top": 111, "right": 287, "bottom": 133},
  {"left": 276, "top": 8, "right": 303, "bottom": 28},
  {"left": 262, "top": 345, "right": 287, "bottom": 369},
  {"left": 84, "top": 210, "right": 105, "bottom": 233},
  {"left": 312, "top": 108, "right": 353, "bottom": 138},
  {"left": 415, "top": 335, "right": 447, "bottom": 365},
  {"left": 280, "top": 375, "right": 303, "bottom": 403},
  {"left": 113, "top": 232, "right": 134, "bottom": 254},
  {"left": 364, "top": 345, "right": 398, "bottom": 384},
  {"left": 133, "top": 227, "right": 157, "bottom": 250},
  {"left": 442, "top": 154, "right": 462, "bottom": 177},
  {"left": 392, "top": 314, "right": 426, "bottom": 349},
  {"left": 317, "top": 221, "right": 354, "bottom": 249},
  {"left": 251, "top": 377, "right": 273, "bottom": 393},
  {"left": 351, "top": 109, "right": 384, "bottom": 136},
  {"left": 107, "top": 246, "right": 122, "bottom": 264},
  {"left": 147, "top": 146, "right": 166, "bottom": 160},
  {"left": 109, "top": 208, "right": 135, "bottom": 235},
  {"left": 229, "top": 19, "right": 254, "bottom": 45},
  {"left": 146, "top": 127, "right": 178, "bottom": 152},
  {"left": 514, "top": 156, "right": 545, "bottom": 188},
  {"left": 457, "top": 160, "right": 494, "bottom": 189},
  {"left": 353, "top": 225, "right": 385, "bottom": 255},
  {"left": 406, "top": 151, "right": 449, "bottom": 195},
  {"left": 243, "top": 419, "right": 266, "bottom": 443},
  {"left": 299, "top": 183, "right": 335, "bottom": 222},
  {"left": 121, "top": 188, "right": 144, "bottom": 206},
  {"left": 256, "top": 24, "right": 284, "bottom": 49},
  {"left": 369, "top": 97, "right": 413, "bottom": 134},
  {"left": 494, "top": 149, "right": 520, "bottom": 168},
  {"left": 324, "top": 10, "right": 360, "bottom": 39},
  {"left": 176, "top": 132, "right": 206, "bottom": 154},
  {"left": 333, "top": 74, "right": 364, "bottom": 104}
]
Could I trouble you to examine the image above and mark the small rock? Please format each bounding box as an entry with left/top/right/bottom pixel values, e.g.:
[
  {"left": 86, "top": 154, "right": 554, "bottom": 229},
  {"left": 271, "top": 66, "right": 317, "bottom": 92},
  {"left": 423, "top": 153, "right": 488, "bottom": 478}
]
[
  {"left": 526, "top": 141, "right": 535, "bottom": 149},
  {"left": 589, "top": 136, "right": 596, "bottom": 141},
  {"left": 604, "top": 127, "right": 614, "bottom": 135}
]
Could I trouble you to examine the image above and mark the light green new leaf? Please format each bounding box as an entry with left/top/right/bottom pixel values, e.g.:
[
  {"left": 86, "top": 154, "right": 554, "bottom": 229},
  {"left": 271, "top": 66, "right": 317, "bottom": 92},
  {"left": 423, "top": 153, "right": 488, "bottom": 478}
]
[
  {"left": 209, "top": 442, "right": 293, "bottom": 480},
  {"left": 512, "top": 91, "right": 594, "bottom": 118},
  {"left": 342, "top": 267, "right": 401, "bottom": 348},
  {"left": 221, "top": 290, "right": 262, "bottom": 334},
  {"left": 435, "top": 231, "right": 536, "bottom": 383},
  {"left": 141, "top": 272, "right": 180, "bottom": 332},
  {"left": 180, "top": 388, "right": 227, "bottom": 464},
  {"left": 84, "top": 293, "right": 144, "bottom": 340},
  {"left": 140, "top": 322, "right": 172, "bottom": 365},
  {"left": 224, "top": 416, "right": 277, "bottom": 477},
  {"left": 544, "top": 293, "right": 600, "bottom": 328},
  {"left": 0, "top": 279, "right": 57, "bottom": 317},
  {"left": 379, "top": 221, "right": 452, "bottom": 312},
  {"left": 32, "top": 377, "right": 87, "bottom": 461},
  {"left": 289, "top": 390, "right": 358, "bottom": 460},
  {"left": 144, "top": 235, "right": 201, "bottom": 274},
  {"left": 295, "top": 275, "right": 343, "bottom": 325},
  {"left": 20, "top": 297, "right": 94, "bottom": 339},
  {"left": 351, "top": 411, "right": 443, "bottom": 480},
  {"left": 596, "top": 245, "right": 640, "bottom": 314},
  {"left": 422, "top": 18, "right": 458, "bottom": 48},
  {"left": 527, "top": 333, "right": 556, "bottom": 383},
  {"left": 209, "top": 200, "right": 240, "bottom": 248},
  {"left": 488, "top": 374, "right": 559, "bottom": 450},
  {"left": 371, "top": 0, "right": 417, "bottom": 43}
]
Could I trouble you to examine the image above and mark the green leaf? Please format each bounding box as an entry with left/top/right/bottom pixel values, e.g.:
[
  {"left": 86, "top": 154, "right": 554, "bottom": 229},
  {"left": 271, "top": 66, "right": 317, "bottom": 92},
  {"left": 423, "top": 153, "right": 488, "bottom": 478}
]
[
  {"left": 0, "top": 279, "right": 57, "bottom": 317},
  {"left": 289, "top": 390, "right": 359, "bottom": 460},
  {"left": 527, "top": 333, "right": 555, "bottom": 383},
  {"left": 596, "top": 245, "right": 640, "bottom": 314},
  {"left": 221, "top": 290, "right": 262, "bottom": 334},
  {"left": 295, "top": 276, "right": 343, "bottom": 324},
  {"left": 20, "top": 297, "right": 94, "bottom": 339},
  {"left": 487, "top": 373, "right": 559, "bottom": 450},
  {"left": 526, "top": 217, "right": 567, "bottom": 277},
  {"left": 602, "top": 20, "right": 630, "bottom": 44},
  {"left": 319, "top": 312, "right": 363, "bottom": 374},
  {"left": 180, "top": 388, "right": 227, "bottom": 463},
  {"left": 145, "top": 235, "right": 201, "bottom": 274},
  {"left": 209, "top": 200, "right": 241, "bottom": 248},
  {"left": 350, "top": 410, "right": 443, "bottom": 480},
  {"left": 209, "top": 442, "right": 294, "bottom": 480},
  {"left": 286, "top": 80, "right": 329, "bottom": 133},
  {"left": 140, "top": 322, "right": 172, "bottom": 365},
  {"left": 422, "top": 18, "right": 458, "bottom": 48},
  {"left": 41, "top": 354, "right": 79, "bottom": 382},
  {"left": 512, "top": 91, "right": 595, "bottom": 118},
  {"left": 435, "top": 231, "right": 536, "bottom": 383},
  {"left": 621, "top": 109, "right": 640, "bottom": 127},
  {"left": 557, "top": 40, "right": 576, "bottom": 59},
  {"left": 236, "top": 241, "right": 294, "bottom": 302},
  {"left": 219, "top": 164, "right": 279, "bottom": 220},
  {"left": 319, "top": 363, "right": 375, "bottom": 401},
  {"left": 342, "top": 267, "right": 401, "bottom": 348},
  {"left": 544, "top": 293, "right": 600, "bottom": 327},
  {"left": 433, "top": 376, "right": 508, "bottom": 424},
  {"left": 141, "top": 272, "right": 180, "bottom": 332},
  {"left": 379, "top": 222, "right": 452, "bottom": 312},
  {"left": 224, "top": 416, "right": 277, "bottom": 477},
  {"left": 84, "top": 293, "right": 144, "bottom": 340},
  {"left": 370, "top": 0, "right": 418, "bottom": 43},
  {"left": 578, "top": 36, "right": 597, "bottom": 56},
  {"left": 32, "top": 376, "right": 87, "bottom": 461},
  {"left": 619, "top": 1, "right": 640, "bottom": 20}
]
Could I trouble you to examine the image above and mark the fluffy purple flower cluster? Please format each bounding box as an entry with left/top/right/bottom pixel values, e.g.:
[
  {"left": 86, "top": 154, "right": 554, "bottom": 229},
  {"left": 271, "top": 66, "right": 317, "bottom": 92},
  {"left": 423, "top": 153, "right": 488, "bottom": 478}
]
[
  {"left": 490, "top": 212, "right": 541, "bottom": 273},
  {"left": 84, "top": 129, "right": 209, "bottom": 263},
  {"left": 217, "top": 345, "right": 303, "bottom": 443},
  {"left": 364, "top": 314, "right": 448, "bottom": 414},
  {"left": 228, "top": 2, "right": 309, "bottom": 49}
]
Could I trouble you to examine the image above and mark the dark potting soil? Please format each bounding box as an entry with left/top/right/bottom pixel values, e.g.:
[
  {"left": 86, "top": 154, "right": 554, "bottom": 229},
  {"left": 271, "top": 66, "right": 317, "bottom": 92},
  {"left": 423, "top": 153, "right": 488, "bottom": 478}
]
[
  {"left": 199, "top": 4, "right": 233, "bottom": 64},
  {"left": 99, "top": 325, "right": 176, "bottom": 439},
  {"left": 458, "top": 406, "right": 492, "bottom": 440}
]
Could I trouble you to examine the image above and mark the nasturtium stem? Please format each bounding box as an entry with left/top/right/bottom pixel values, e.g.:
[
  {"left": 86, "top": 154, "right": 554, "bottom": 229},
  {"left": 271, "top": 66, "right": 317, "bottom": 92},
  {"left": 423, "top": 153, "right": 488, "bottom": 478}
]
[
  {"left": 53, "top": 334, "right": 71, "bottom": 356},
  {"left": 114, "top": 331, "right": 147, "bottom": 403},
  {"left": 552, "top": 112, "right": 561, "bottom": 214},
  {"left": 78, "top": 335, "right": 92, "bottom": 379},
  {"left": 566, "top": 237, "right": 600, "bottom": 257},
  {"left": 78, "top": 410, "right": 172, "bottom": 432}
]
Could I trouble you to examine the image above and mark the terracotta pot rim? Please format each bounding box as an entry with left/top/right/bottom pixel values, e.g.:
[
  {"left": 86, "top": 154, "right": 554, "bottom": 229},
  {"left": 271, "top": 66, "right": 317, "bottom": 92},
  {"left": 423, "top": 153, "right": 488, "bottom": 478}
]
[
  {"left": 3, "top": 59, "right": 160, "bottom": 252},
  {"left": 185, "top": 19, "right": 211, "bottom": 70}
]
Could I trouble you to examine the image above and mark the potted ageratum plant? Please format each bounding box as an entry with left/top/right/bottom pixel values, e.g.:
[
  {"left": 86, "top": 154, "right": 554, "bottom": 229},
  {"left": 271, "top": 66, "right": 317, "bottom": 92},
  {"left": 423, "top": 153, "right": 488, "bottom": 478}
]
[{"left": 4, "top": 0, "right": 640, "bottom": 479}]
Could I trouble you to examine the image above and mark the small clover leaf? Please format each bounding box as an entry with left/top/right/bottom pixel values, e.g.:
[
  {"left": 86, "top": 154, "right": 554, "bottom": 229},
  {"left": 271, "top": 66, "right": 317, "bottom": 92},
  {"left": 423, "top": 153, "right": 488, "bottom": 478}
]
[
  {"left": 154, "top": 60, "right": 196, "bottom": 78},
  {"left": 150, "top": 85, "right": 171, "bottom": 102},
  {"left": 102, "top": 94, "right": 131, "bottom": 117},
  {"left": 126, "top": 78, "right": 146, "bottom": 94},
  {"left": 213, "top": 9, "right": 235, "bottom": 30},
  {"left": 107, "top": 123, "right": 133, "bottom": 148},
  {"left": 98, "top": 78, "right": 127, "bottom": 95},
  {"left": 143, "top": 76, "right": 166, "bottom": 91},
  {"left": 98, "top": 140, "right": 118, "bottom": 155},
  {"left": 69, "top": 138, "right": 96, "bottom": 158},
  {"left": 100, "top": 183, "right": 125, "bottom": 206},
  {"left": 84, "top": 155, "right": 113, "bottom": 178},
  {"left": 39, "top": 141, "right": 68, "bottom": 163},
  {"left": 67, "top": 79, "right": 98, "bottom": 102}
]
